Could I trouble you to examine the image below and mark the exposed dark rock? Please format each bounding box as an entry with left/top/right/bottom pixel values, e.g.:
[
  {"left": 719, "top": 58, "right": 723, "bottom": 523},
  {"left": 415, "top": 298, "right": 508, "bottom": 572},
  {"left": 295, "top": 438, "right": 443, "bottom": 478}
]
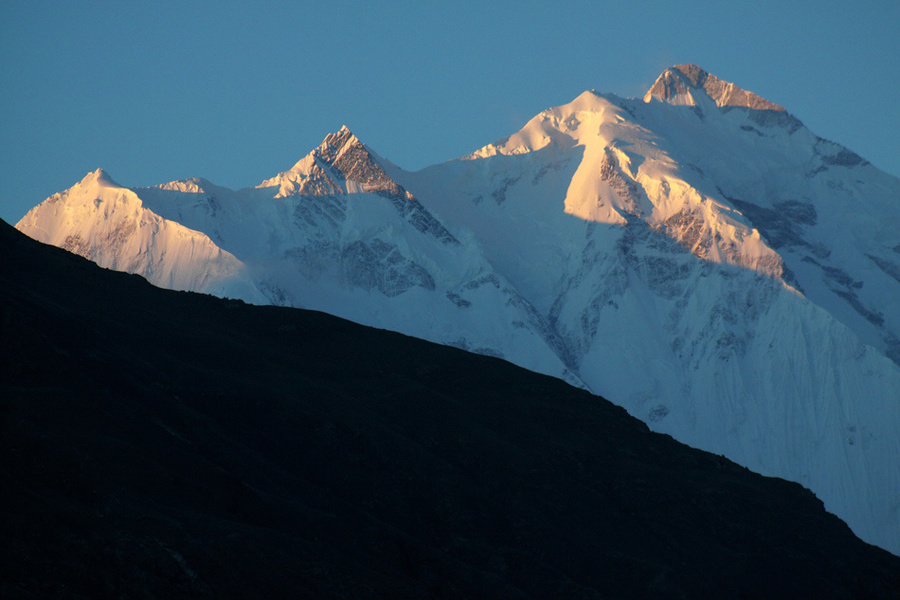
[
  {"left": 599, "top": 148, "right": 643, "bottom": 216},
  {"left": 720, "top": 190, "right": 816, "bottom": 251},
  {"left": 491, "top": 176, "right": 521, "bottom": 205},
  {"left": 648, "top": 405, "right": 670, "bottom": 422},
  {"left": 815, "top": 138, "right": 869, "bottom": 168},
  {"left": 341, "top": 239, "right": 435, "bottom": 297},
  {"left": 820, "top": 148, "right": 866, "bottom": 167},
  {"left": 381, "top": 190, "right": 459, "bottom": 246},
  {"left": 884, "top": 333, "right": 900, "bottom": 366},
  {"left": 780, "top": 263, "right": 804, "bottom": 293},
  {"left": 446, "top": 292, "right": 472, "bottom": 308},
  {"left": 293, "top": 194, "right": 347, "bottom": 231},
  {"left": 746, "top": 108, "right": 804, "bottom": 133},
  {"left": 866, "top": 253, "right": 900, "bottom": 285},
  {"left": 832, "top": 288, "right": 884, "bottom": 328},
  {"left": 822, "top": 264, "right": 861, "bottom": 289},
  {"left": 740, "top": 124, "right": 764, "bottom": 136}
]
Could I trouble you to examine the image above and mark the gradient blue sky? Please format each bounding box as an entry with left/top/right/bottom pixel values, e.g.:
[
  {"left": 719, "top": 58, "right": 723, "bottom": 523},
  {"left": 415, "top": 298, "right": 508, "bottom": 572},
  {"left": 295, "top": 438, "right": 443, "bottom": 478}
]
[{"left": 2, "top": 0, "right": 898, "bottom": 224}]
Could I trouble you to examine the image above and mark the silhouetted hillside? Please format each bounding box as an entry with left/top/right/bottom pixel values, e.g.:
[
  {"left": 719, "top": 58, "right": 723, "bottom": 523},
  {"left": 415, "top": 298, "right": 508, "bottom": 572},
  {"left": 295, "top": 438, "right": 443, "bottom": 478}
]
[{"left": 2, "top": 219, "right": 898, "bottom": 599}]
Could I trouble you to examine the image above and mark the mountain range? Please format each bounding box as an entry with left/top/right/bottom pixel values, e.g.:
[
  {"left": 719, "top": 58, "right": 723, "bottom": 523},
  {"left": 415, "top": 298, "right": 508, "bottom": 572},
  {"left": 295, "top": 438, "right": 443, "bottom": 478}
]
[{"left": 14, "top": 64, "right": 900, "bottom": 555}]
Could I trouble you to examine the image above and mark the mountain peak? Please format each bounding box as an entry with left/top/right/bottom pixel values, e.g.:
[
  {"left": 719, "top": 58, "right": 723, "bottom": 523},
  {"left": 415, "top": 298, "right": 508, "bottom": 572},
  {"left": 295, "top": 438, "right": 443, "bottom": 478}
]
[
  {"left": 319, "top": 125, "right": 359, "bottom": 157},
  {"left": 78, "top": 168, "right": 119, "bottom": 188},
  {"left": 259, "top": 126, "right": 405, "bottom": 198},
  {"left": 644, "top": 64, "right": 785, "bottom": 112}
]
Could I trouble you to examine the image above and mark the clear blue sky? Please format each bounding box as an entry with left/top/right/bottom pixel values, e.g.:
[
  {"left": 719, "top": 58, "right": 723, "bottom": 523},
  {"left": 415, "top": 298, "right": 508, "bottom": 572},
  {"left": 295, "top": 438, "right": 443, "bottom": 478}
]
[{"left": 2, "top": 1, "right": 898, "bottom": 224}]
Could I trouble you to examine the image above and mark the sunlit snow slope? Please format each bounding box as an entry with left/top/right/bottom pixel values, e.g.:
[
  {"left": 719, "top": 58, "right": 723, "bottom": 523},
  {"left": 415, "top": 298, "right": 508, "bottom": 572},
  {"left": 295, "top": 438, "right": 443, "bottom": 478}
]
[
  {"left": 15, "top": 169, "right": 264, "bottom": 302},
  {"left": 16, "top": 65, "right": 900, "bottom": 555}
]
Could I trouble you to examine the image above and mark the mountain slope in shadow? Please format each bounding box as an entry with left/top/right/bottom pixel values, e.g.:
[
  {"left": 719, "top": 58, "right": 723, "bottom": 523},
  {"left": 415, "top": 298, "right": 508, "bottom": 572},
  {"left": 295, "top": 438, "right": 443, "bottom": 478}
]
[{"left": 1, "top": 219, "right": 898, "bottom": 599}]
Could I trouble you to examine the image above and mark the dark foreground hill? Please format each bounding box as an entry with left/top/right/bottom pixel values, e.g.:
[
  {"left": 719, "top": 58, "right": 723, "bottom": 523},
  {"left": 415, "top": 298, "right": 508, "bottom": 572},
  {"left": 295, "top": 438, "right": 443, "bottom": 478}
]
[{"left": 1, "top": 218, "right": 898, "bottom": 599}]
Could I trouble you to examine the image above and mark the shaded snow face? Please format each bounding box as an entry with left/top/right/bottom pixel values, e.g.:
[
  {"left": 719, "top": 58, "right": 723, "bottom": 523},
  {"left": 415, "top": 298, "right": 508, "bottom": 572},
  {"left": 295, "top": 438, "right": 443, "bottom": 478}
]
[{"left": 14, "top": 65, "right": 900, "bottom": 556}]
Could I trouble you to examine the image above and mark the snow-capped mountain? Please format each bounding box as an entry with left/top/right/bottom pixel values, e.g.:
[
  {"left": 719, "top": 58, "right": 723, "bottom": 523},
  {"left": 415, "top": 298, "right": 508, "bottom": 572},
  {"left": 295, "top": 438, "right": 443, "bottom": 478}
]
[
  {"left": 16, "top": 65, "right": 900, "bottom": 555},
  {"left": 17, "top": 126, "right": 579, "bottom": 388}
]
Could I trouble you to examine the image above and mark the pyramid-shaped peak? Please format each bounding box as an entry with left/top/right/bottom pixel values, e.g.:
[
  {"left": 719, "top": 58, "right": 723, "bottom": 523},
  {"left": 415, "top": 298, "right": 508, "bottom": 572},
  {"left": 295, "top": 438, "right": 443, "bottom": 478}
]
[
  {"left": 645, "top": 64, "right": 785, "bottom": 112},
  {"left": 261, "top": 125, "right": 403, "bottom": 198},
  {"left": 78, "top": 168, "right": 120, "bottom": 188},
  {"left": 321, "top": 125, "right": 359, "bottom": 152}
]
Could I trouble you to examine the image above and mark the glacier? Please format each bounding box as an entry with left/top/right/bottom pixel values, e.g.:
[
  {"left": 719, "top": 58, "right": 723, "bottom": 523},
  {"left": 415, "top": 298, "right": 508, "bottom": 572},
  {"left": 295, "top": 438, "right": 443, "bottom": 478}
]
[{"left": 16, "top": 64, "right": 900, "bottom": 555}]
